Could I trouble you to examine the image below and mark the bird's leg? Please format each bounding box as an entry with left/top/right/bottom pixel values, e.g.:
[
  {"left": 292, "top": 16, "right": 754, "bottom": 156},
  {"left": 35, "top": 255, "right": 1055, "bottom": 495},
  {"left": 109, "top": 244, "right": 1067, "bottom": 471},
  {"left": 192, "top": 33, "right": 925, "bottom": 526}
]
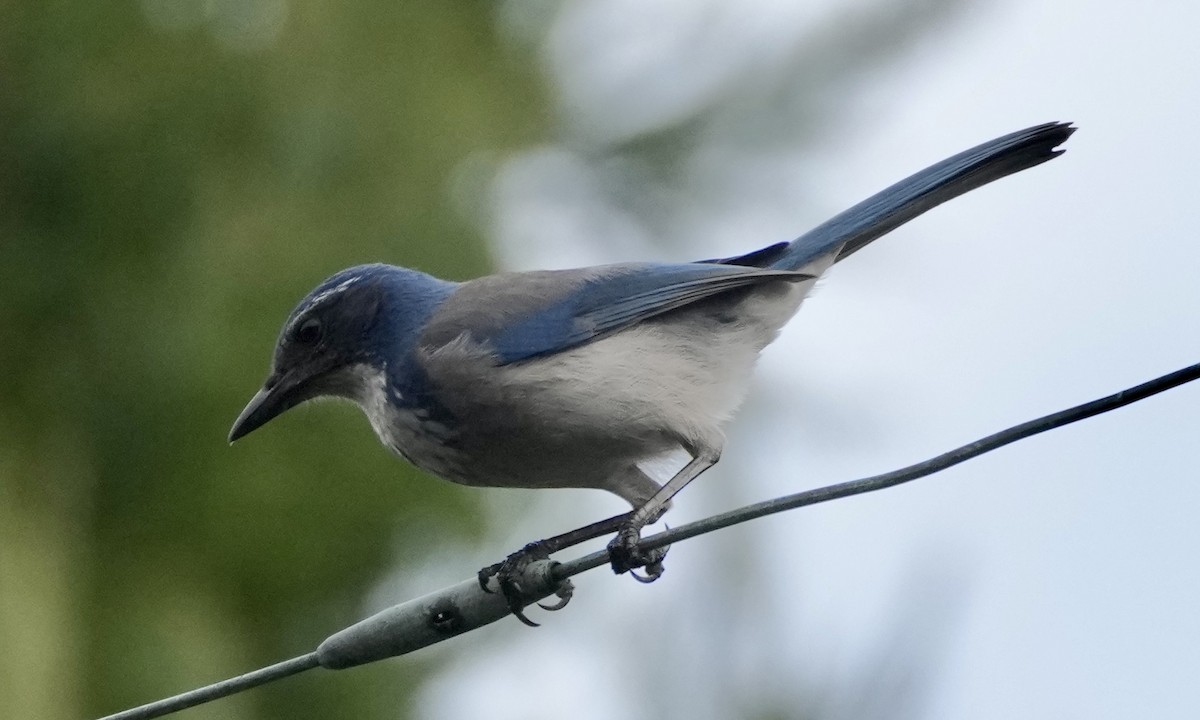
[
  {"left": 478, "top": 512, "right": 632, "bottom": 623},
  {"left": 479, "top": 512, "right": 630, "bottom": 589},
  {"left": 478, "top": 448, "right": 718, "bottom": 620},
  {"left": 608, "top": 449, "right": 719, "bottom": 580}
]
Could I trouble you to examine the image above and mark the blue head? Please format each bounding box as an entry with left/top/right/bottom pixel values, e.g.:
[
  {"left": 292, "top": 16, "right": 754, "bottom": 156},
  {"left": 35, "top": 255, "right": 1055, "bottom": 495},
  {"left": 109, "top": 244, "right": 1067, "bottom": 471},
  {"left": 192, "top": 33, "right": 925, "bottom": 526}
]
[{"left": 228, "top": 264, "right": 456, "bottom": 442}]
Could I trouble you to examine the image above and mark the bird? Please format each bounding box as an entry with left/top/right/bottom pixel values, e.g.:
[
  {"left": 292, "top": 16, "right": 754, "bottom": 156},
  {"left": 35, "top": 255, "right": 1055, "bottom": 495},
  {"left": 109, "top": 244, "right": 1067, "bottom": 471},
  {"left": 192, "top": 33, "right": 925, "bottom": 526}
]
[{"left": 230, "top": 122, "right": 1074, "bottom": 590}]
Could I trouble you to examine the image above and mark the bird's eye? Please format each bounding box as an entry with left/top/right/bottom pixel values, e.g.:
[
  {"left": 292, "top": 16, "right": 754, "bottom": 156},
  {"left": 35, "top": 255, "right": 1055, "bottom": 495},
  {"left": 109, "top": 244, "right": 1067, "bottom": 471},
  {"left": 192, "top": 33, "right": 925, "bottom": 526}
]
[{"left": 294, "top": 317, "right": 323, "bottom": 345}]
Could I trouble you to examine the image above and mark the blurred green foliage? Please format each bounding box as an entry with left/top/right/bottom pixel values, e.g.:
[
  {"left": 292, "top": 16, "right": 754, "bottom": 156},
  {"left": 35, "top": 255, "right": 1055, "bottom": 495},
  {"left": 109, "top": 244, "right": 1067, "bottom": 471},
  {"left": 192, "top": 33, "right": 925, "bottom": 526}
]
[{"left": 0, "top": 2, "right": 545, "bottom": 717}]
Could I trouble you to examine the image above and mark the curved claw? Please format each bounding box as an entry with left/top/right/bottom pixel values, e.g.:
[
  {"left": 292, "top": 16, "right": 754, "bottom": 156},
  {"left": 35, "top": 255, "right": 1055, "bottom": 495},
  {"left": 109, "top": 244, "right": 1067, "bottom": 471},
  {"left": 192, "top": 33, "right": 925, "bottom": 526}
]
[
  {"left": 537, "top": 596, "right": 570, "bottom": 611},
  {"left": 511, "top": 607, "right": 540, "bottom": 628},
  {"left": 497, "top": 576, "right": 543, "bottom": 626},
  {"left": 629, "top": 557, "right": 665, "bottom": 583},
  {"left": 537, "top": 579, "right": 575, "bottom": 611}
]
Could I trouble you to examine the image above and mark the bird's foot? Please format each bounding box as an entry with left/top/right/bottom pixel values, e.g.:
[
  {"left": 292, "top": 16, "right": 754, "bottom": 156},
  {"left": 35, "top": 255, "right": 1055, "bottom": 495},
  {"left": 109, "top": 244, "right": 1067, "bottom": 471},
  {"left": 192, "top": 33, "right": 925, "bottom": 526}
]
[
  {"left": 478, "top": 542, "right": 574, "bottom": 627},
  {"left": 607, "top": 524, "right": 668, "bottom": 583}
]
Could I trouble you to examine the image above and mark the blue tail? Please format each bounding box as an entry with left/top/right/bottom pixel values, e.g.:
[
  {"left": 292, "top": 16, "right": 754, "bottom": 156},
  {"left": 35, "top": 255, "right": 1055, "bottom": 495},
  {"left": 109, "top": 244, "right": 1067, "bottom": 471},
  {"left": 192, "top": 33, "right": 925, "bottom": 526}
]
[{"left": 708, "top": 122, "right": 1075, "bottom": 271}]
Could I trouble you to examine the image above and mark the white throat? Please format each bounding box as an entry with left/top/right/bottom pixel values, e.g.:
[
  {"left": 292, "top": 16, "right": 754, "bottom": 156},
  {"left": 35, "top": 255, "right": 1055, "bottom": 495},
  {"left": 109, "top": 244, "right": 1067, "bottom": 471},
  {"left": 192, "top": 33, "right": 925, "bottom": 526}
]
[{"left": 352, "top": 364, "right": 464, "bottom": 481}]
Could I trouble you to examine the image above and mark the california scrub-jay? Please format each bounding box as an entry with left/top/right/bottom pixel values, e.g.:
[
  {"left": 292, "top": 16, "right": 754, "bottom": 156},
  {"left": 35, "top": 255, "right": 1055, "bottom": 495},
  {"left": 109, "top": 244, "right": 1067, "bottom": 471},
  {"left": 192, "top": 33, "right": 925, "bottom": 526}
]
[{"left": 229, "top": 122, "right": 1074, "bottom": 582}]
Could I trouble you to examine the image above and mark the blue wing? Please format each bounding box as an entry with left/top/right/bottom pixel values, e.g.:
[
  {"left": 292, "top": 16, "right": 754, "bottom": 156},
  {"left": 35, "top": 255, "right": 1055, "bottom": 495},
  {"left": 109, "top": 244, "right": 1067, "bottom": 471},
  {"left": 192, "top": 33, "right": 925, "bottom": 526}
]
[
  {"left": 432, "top": 263, "right": 810, "bottom": 365},
  {"left": 430, "top": 123, "right": 1074, "bottom": 366}
]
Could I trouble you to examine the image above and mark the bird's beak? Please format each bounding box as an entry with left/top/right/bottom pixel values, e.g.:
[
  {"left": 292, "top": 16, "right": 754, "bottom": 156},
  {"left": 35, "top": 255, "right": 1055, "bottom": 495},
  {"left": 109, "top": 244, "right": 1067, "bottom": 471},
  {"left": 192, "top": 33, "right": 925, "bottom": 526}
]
[{"left": 228, "top": 370, "right": 304, "bottom": 442}]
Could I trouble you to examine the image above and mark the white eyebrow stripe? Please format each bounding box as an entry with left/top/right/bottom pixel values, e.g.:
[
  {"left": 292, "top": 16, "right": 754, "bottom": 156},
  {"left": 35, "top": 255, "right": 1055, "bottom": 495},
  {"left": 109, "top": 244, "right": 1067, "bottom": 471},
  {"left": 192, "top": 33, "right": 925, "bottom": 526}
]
[
  {"left": 285, "top": 275, "right": 363, "bottom": 337},
  {"left": 306, "top": 275, "right": 362, "bottom": 307}
]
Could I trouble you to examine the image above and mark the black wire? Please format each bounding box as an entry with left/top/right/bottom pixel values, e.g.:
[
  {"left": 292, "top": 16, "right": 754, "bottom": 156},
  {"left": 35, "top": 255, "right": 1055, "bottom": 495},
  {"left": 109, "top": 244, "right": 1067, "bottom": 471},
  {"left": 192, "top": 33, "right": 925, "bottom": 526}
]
[{"left": 96, "top": 653, "right": 320, "bottom": 720}]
